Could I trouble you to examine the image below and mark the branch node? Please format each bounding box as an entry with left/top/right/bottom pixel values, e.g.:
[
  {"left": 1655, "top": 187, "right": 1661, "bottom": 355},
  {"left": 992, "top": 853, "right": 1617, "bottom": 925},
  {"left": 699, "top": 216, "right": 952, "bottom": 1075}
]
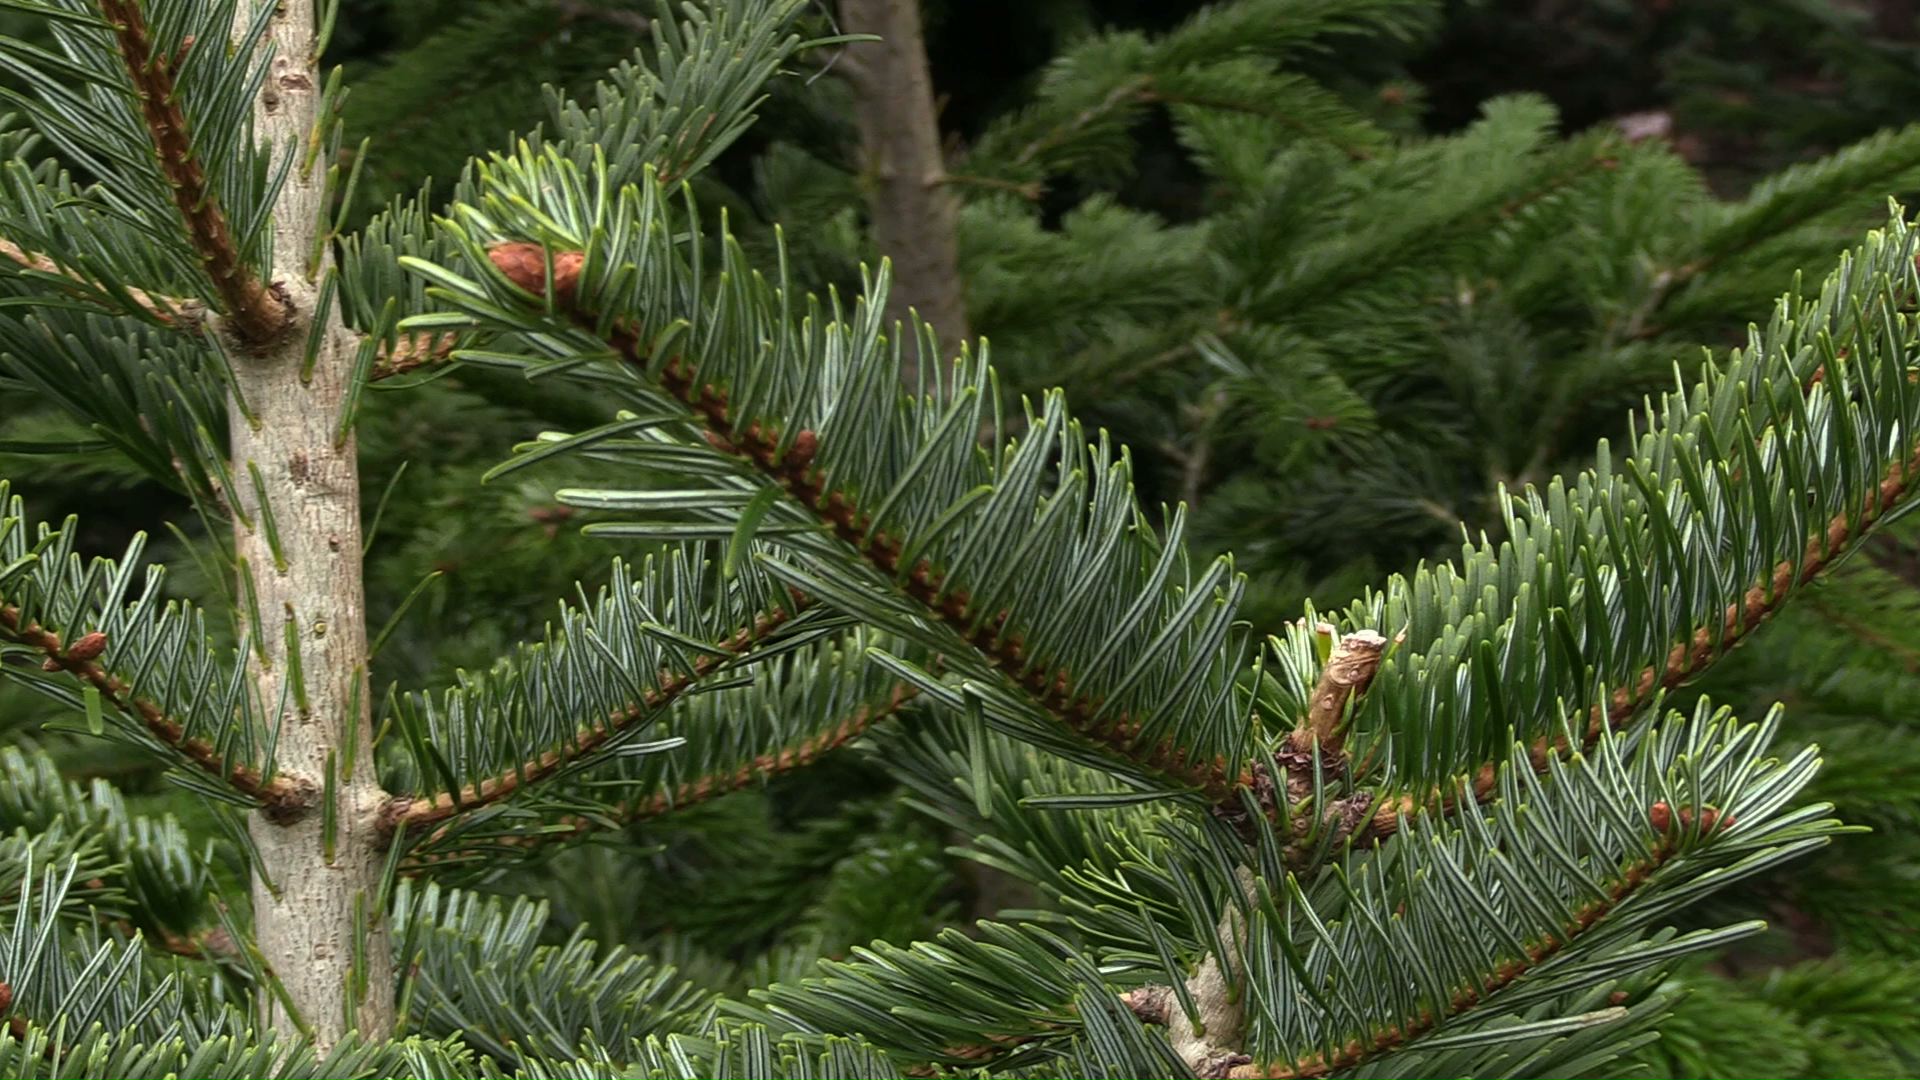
[
  {"left": 97, "top": 0, "right": 290, "bottom": 349},
  {"left": 1298, "top": 627, "right": 1387, "bottom": 750}
]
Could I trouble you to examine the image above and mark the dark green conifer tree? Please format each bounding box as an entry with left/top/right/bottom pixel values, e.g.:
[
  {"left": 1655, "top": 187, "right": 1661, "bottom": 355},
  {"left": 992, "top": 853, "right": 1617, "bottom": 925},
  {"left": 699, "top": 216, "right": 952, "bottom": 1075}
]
[{"left": 1, "top": 0, "right": 1917, "bottom": 1076}]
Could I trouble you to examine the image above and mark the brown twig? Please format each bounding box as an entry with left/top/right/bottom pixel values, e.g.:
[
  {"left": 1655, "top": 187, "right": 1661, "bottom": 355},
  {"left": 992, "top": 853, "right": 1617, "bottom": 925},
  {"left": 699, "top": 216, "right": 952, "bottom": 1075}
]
[
  {"left": 405, "top": 682, "right": 918, "bottom": 868},
  {"left": 1, "top": 241, "right": 455, "bottom": 378},
  {"left": 0, "top": 981, "right": 35, "bottom": 1048},
  {"left": 96, "top": 1, "right": 290, "bottom": 346},
  {"left": 1254, "top": 627, "right": 1389, "bottom": 861},
  {"left": 367, "top": 331, "right": 460, "bottom": 380},
  {"left": 0, "top": 607, "right": 317, "bottom": 818},
  {"left": 483, "top": 242, "right": 1252, "bottom": 805},
  {"left": 0, "top": 239, "right": 198, "bottom": 326},
  {"left": 379, "top": 598, "right": 809, "bottom": 832}
]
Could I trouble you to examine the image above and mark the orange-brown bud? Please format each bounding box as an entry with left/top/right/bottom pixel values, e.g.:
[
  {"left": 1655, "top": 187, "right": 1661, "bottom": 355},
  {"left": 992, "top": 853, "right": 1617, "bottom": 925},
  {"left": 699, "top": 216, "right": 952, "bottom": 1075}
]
[
  {"left": 551, "top": 250, "right": 585, "bottom": 300},
  {"left": 488, "top": 242, "right": 548, "bottom": 293},
  {"left": 488, "top": 242, "right": 585, "bottom": 300},
  {"left": 1650, "top": 800, "right": 1734, "bottom": 834},
  {"left": 67, "top": 631, "right": 107, "bottom": 663},
  {"left": 787, "top": 429, "right": 819, "bottom": 471}
]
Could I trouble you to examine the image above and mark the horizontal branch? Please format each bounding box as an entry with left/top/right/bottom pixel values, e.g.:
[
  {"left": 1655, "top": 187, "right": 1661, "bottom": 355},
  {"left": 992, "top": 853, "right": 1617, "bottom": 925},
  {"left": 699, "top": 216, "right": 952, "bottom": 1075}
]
[
  {"left": 1362, "top": 434, "right": 1920, "bottom": 844},
  {"left": 406, "top": 682, "right": 918, "bottom": 869},
  {"left": 485, "top": 243, "right": 1247, "bottom": 804},
  {"left": 0, "top": 604, "right": 316, "bottom": 819},
  {"left": 379, "top": 599, "right": 809, "bottom": 832},
  {"left": 677, "top": 382, "right": 1249, "bottom": 796},
  {"left": 0, "top": 239, "right": 199, "bottom": 326},
  {"left": 900, "top": 814, "right": 1688, "bottom": 1076},
  {"left": 0, "top": 242, "right": 453, "bottom": 377}
]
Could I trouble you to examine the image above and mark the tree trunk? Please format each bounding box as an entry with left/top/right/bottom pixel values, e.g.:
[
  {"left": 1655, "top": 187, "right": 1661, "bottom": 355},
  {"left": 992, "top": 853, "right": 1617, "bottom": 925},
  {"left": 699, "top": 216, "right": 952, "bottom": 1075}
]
[
  {"left": 839, "top": 0, "right": 970, "bottom": 384},
  {"left": 235, "top": 0, "right": 393, "bottom": 1047}
]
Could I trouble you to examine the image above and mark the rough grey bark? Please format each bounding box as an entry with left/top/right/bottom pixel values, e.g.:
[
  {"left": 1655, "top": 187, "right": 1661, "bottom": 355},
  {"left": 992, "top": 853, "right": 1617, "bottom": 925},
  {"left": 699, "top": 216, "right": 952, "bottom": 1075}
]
[
  {"left": 839, "top": 0, "right": 970, "bottom": 383},
  {"left": 234, "top": 0, "right": 394, "bottom": 1046}
]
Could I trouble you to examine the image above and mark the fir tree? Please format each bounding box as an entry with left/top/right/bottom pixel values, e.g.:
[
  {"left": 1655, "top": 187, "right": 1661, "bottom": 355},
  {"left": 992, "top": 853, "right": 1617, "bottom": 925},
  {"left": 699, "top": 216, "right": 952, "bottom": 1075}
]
[
  {"left": 717, "top": 7, "right": 1920, "bottom": 1073},
  {"left": 0, "top": 1, "right": 1916, "bottom": 1078}
]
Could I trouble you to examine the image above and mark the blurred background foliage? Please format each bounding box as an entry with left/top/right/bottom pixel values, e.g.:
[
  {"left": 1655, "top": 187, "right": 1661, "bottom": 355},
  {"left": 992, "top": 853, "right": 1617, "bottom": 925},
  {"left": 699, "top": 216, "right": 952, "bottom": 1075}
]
[{"left": 4, "top": 0, "right": 1919, "bottom": 1074}]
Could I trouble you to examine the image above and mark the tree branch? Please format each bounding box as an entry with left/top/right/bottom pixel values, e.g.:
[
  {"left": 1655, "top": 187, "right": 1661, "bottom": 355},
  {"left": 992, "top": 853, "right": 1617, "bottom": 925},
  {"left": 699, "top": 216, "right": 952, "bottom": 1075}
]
[
  {"left": 1105, "top": 826, "right": 1689, "bottom": 1068},
  {"left": 0, "top": 239, "right": 200, "bottom": 327},
  {"left": 1363, "top": 434, "right": 1920, "bottom": 843},
  {"left": 921, "top": 812, "right": 1690, "bottom": 1077},
  {"left": 379, "top": 598, "right": 811, "bottom": 832},
  {"left": 0, "top": 242, "right": 455, "bottom": 378},
  {"left": 96, "top": 0, "right": 290, "bottom": 346},
  {"left": 1222, "top": 832, "right": 1683, "bottom": 1078},
  {"left": 0, "top": 605, "right": 317, "bottom": 818},
  {"left": 404, "top": 680, "right": 917, "bottom": 868},
  {"left": 482, "top": 243, "right": 1250, "bottom": 805},
  {"left": 1123, "top": 868, "right": 1257, "bottom": 1078}
]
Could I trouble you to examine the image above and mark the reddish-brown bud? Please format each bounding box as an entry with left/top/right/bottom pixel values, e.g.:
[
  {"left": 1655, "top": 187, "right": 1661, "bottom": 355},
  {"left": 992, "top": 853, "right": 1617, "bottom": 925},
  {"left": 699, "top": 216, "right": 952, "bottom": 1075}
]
[
  {"left": 488, "top": 242, "right": 548, "bottom": 293},
  {"left": 488, "top": 242, "right": 585, "bottom": 300},
  {"left": 551, "top": 250, "right": 585, "bottom": 300},
  {"left": 787, "top": 429, "right": 818, "bottom": 470},
  {"left": 66, "top": 631, "right": 107, "bottom": 663},
  {"left": 0, "top": 979, "right": 11, "bottom": 1013},
  {"left": 1650, "top": 800, "right": 1734, "bottom": 834}
]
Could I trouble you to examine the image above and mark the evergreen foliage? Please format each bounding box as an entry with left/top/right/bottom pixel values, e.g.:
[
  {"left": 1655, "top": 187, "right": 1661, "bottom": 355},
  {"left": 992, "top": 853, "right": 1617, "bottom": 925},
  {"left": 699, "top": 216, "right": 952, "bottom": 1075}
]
[{"left": 0, "top": 0, "right": 1916, "bottom": 1076}]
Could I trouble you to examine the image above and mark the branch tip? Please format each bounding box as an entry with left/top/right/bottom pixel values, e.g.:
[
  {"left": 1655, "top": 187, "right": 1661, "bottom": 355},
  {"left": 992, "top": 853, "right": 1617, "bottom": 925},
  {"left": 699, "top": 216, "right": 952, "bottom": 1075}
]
[{"left": 1300, "top": 627, "right": 1387, "bottom": 749}]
